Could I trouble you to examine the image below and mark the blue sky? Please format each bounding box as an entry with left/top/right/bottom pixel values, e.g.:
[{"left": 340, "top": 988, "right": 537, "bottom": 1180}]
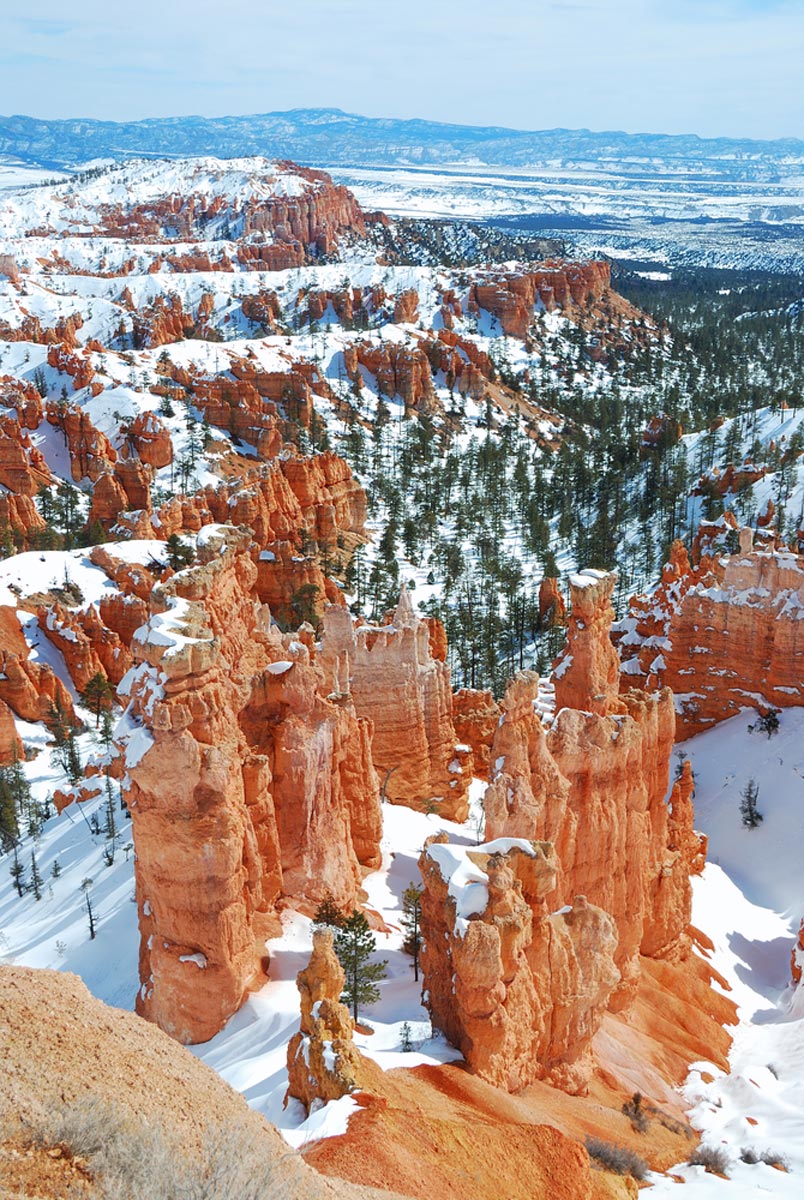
[{"left": 0, "top": 1, "right": 801, "bottom": 140}]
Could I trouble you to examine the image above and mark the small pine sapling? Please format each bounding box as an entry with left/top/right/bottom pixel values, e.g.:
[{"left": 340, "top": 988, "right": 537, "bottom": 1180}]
[
  {"left": 401, "top": 882, "right": 424, "bottom": 981},
  {"left": 740, "top": 778, "right": 763, "bottom": 829},
  {"left": 313, "top": 891, "right": 345, "bottom": 930},
  {"left": 334, "top": 909, "right": 387, "bottom": 1024}
]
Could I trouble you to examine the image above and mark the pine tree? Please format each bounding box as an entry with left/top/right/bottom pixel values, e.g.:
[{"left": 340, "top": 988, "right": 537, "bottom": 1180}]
[
  {"left": 82, "top": 671, "right": 113, "bottom": 727},
  {"left": 103, "top": 776, "right": 117, "bottom": 865},
  {"left": 400, "top": 883, "right": 423, "bottom": 981},
  {"left": 9, "top": 843, "right": 25, "bottom": 896},
  {"left": 400, "top": 1021, "right": 414, "bottom": 1052},
  {"left": 0, "top": 772, "right": 19, "bottom": 852},
  {"left": 334, "top": 909, "right": 387, "bottom": 1023},
  {"left": 740, "top": 779, "right": 763, "bottom": 829},
  {"left": 313, "top": 891, "right": 345, "bottom": 930},
  {"left": 30, "top": 849, "right": 43, "bottom": 901},
  {"left": 165, "top": 533, "right": 194, "bottom": 572}
]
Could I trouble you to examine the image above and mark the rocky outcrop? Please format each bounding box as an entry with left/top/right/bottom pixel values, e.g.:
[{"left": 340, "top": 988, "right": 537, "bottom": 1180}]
[
  {"left": 318, "top": 590, "right": 472, "bottom": 820},
  {"left": 617, "top": 525, "right": 804, "bottom": 736},
  {"left": 286, "top": 930, "right": 366, "bottom": 1112},
  {"left": 538, "top": 576, "right": 567, "bottom": 626},
  {"left": 0, "top": 699, "right": 23, "bottom": 765},
  {"left": 467, "top": 566, "right": 703, "bottom": 1088},
  {"left": 469, "top": 261, "right": 611, "bottom": 339},
  {"left": 451, "top": 688, "right": 501, "bottom": 779},
  {"left": 0, "top": 966, "right": 405, "bottom": 1200},
  {"left": 484, "top": 663, "right": 694, "bottom": 1009},
  {"left": 38, "top": 602, "right": 133, "bottom": 691},
  {"left": 419, "top": 836, "right": 619, "bottom": 1093},
  {"left": 46, "top": 403, "right": 115, "bottom": 482},
  {"left": 46, "top": 343, "right": 99, "bottom": 394},
  {"left": 0, "top": 607, "right": 76, "bottom": 728},
  {"left": 121, "top": 527, "right": 381, "bottom": 1043},
  {"left": 122, "top": 411, "right": 173, "bottom": 468},
  {"left": 344, "top": 342, "right": 438, "bottom": 415},
  {"left": 553, "top": 570, "right": 620, "bottom": 716},
  {"left": 0, "top": 415, "right": 52, "bottom": 495},
  {"left": 791, "top": 920, "right": 804, "bottom": 986}
]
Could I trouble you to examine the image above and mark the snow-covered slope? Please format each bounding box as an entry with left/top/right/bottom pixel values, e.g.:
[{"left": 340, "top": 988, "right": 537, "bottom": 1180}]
[{"left": 649, "top": 708, "right": 804, "bottom": 1193}]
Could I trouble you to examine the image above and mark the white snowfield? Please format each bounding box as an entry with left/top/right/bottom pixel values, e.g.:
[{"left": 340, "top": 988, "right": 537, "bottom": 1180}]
[{"left": 0, "top": 157, "right": 316, "bottom": 241}]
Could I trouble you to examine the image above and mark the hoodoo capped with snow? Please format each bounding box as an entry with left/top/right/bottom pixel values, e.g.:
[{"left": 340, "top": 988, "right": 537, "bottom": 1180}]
[
  {"left": 419, "top": 567, "right": 705, "bottom": 1091},
  {"left": 121, "top": 526, "right": 382, "bottom": 1043}
]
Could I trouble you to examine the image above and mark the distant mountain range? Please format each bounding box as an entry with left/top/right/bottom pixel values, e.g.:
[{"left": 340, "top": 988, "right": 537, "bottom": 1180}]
[{"left": 2, "top": 108, "right": 804, "bottom": 180}]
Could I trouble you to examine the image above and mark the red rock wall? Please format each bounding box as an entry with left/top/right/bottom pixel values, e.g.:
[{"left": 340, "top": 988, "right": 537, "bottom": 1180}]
[
  {"left": 318, "top": 590, "right": 472, "bottom": 821},
  {"left": 419, "top": 837, "right": 619, "bottom": 1093},
  {"left": 121, "top": 528, "right": 381, "bottom": 1043},
  {"left": 618, "top": 525, "right": 804, "bottom": 736},
  {"left": 469, "top": 261, "right": 611, "bottom": 339}
]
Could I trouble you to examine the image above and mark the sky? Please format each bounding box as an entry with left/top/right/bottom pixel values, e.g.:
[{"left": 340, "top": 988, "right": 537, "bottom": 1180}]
[{"left": 0, "top": 0, "right": 802, "bottom": 141}]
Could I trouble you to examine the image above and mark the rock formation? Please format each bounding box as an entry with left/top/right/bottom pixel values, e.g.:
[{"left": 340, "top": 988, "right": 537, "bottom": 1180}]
[
  {"left": 419, "top": 836, "right": 619, "bottom": 1093},
  {"left": 421, "top": 569, "right": 705, "bottom": 1093},
  {"left": 451, "top": 687, "right": 501, "bottom": 779},
  {"left": 286, "top": 929, "right": 366, "bottom": 1112},
  {"left": 617, "top": 524, "right": 804, "bottom": 736},
  {"left": 485, "top": 573, "right": 701, "bottom": 1001},
  {"left": 120, "top": 526, "right": 381, "bottom": 1043},
  {"left": 468, "top": 261, "right": 611, "bottom": 339},
  {"left": 318, "top": 589, "right": 472, "bottom": 820},
  {"left": 791, "top": 919, "right": 804, "bottom": 986},
  {"left": 553, "top": 570, "right": 620, "bottom": 716},
  {"left": 0, "top": 698, "right": 23, "bottom": 765},
  {"left": 344, "top": 341, "right": 438, "bottom": 415},
  {"left": 0, "top": 966, "right": 404, "bottom": 1200},
  {"left": 0, "top": 606, "right": 75, "bottom": 729}
]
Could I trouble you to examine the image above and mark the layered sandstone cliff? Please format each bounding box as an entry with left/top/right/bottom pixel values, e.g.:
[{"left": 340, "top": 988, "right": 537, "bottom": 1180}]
[
  {"left": 419, "top": 836, "right": 619, "bottom": 1093},
  {"left": 318, "top": 590, "right": 472, "bottom": 820},
  {"left": 468, "top": 261, "right": 611, "bottom": 339},
  {"left": 617, "top": 524, "right": 804, "bottom": 736},
  {"left": 420, "top": 569, "right": 704, "bottom": 1092}
]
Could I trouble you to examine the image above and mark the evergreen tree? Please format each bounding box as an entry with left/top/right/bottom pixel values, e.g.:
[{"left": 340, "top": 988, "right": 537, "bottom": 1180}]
[
  {"left": 82, "top": 671, "right": 113, "bottom": 727},
  {"left": 165, "top": 533, "right": 194, "bottom": 572},
  {"left": 0, "top": 772, "right": 19, "bottom": 852},
  {"left": 740, "top": 779, "right": 763, "bottom": 829},
  {"left": 400, "top": 883, "right": 424, "bottom": 982},
  {"left": 334, "top": 909, "right": 387, "bottom": 1023},
  {"left": 9, "top": 843, "right": 25, "bottom": 897},
  {"left": 313, "top": 891, "right": 344, "bottom": 930},
  {"left": 30, "top": 849, "right": 43, "bottom": 900},
  {"left": 400, "top": 1021, "right": 414, "bottom": 1052},
  {"left": 81, "top": 877, "right": 96, "bottom": 940}
]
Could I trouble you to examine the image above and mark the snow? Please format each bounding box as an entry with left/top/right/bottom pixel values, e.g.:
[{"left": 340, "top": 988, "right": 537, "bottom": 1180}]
[
  {"left": 179, "top": 952, "right": 208, "bottom": 969},
  {"left": 643, "top": 707, "right": 804, "bottom": 1195}
]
